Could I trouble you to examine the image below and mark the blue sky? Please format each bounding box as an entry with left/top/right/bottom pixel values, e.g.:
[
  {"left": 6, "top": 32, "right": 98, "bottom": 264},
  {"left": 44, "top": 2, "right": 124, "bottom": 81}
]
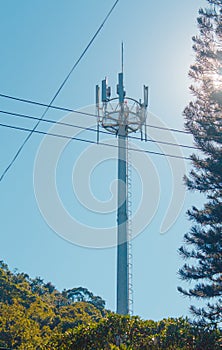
[{"left": 0, "top": 0, "right": 207, "bottom": 320}]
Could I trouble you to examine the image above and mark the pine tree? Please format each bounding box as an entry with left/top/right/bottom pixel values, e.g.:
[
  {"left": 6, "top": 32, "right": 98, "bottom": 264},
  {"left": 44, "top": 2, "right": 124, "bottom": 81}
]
[{"left": 178, "top": 0, "right": 222, "bottom": 325}]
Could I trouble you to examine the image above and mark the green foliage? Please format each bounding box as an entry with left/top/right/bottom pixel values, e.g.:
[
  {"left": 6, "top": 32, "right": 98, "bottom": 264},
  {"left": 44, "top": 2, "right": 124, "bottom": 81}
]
[
  {"left": 0, "top": 261, "right": 104, "bottom": 349},
  {"left": 0, "top": 299, "right": 49, "bottom": 349},
  {"left": 62, "top": 286, "right": 106, "bottom": 313},
  {"left": 50, "top": 314, "right": 222, "bottom": 350},
  {"left": 178, "top": 0, "right": 222, "bottom": 325},
  {"left": 0, "top": 261, "right": 221, "bottom": 349},
  {"left": 53, "top": 302, "right": 102, "bottom": 333}
]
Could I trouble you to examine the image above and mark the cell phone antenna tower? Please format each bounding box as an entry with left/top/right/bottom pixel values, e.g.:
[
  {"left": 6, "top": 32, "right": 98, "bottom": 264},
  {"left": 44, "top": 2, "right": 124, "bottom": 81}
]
[{"left": 95, "top": 44, "right": 148, "bottom": 315}]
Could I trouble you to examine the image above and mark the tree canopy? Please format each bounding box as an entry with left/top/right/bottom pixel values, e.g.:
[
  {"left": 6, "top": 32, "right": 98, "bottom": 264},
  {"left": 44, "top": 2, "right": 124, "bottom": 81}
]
[
  {"left": 0, "top": 261, "right": 104, "bottom": 349},
  {"left": 0, "top": 261, "right": 221, "bottom": 349},
  {"left": 178, "top": 0, "right": 222, "bottom": 325}
]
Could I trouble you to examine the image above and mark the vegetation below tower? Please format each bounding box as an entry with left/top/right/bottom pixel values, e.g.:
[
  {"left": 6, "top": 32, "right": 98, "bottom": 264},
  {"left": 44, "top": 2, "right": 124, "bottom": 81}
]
[{"left": 0, "top": 261, "right": 221, "bottom": 349}]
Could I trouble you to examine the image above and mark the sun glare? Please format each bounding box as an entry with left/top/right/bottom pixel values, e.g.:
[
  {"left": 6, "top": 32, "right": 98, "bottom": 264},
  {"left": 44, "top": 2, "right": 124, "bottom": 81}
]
[{"left": 210, "top": 68, "right": 222, "bottom": 89}]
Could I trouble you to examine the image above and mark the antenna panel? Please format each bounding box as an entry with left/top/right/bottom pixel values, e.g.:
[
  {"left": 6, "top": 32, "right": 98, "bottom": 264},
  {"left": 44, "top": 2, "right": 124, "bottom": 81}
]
[
  {"left": 144, "top": 85, "right": 148, "bottom": 108},
  {"left": 117, "top": 73, "right": 125, "bottom": 103},
  {"left": 96, "top": 85, "right": 100, "bottom": 107},
  {"left": 102, "top": 78, "right": 107, "bottom": 102}
]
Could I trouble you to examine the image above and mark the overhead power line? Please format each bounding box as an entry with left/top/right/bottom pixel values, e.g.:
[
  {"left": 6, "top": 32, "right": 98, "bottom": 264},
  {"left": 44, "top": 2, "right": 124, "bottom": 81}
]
[
  {"left": 0, "top": 92, "right": 191, "bottom": 135},
  {"left": 0, "top": 122, "right": 190, "bottom": 161},
  {"left": 0, "top": 109, "right": 198, "bottom": 150},
  {"left": 0, "top": 0, "right": 119, "bottom": 182}
]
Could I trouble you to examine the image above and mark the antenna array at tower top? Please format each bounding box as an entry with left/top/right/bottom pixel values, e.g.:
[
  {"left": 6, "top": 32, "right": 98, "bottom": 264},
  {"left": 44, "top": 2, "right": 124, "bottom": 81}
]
[{"left": 96, "top": 71, "right": 148, "bottom": 140}]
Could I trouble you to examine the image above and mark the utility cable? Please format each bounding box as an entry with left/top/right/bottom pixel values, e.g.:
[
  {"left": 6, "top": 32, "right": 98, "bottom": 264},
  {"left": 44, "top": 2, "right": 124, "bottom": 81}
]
[
  {"left": 0, "top": 122, "right": 191, "bottom": 160},
  {"left": 0, "top": 0, "right": 119, "bottom": 182},
  {"left": 0, "top": 92, "right": 192, "bottom": 135},
  {"left": 0, "top": 109, "right": 199, "bottom": 150}
]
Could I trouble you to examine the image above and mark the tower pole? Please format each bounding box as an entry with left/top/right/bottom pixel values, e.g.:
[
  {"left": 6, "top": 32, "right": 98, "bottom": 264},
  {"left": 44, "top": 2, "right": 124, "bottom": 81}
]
[
  {"left": 97, "top": 54, "right": 148, "bottom": 315},
  {"left": 117, "top": 124, "right": 128, "bottom": 315},
  {"left": 117, "top": 70, "right": 129, "bottom": 315}
]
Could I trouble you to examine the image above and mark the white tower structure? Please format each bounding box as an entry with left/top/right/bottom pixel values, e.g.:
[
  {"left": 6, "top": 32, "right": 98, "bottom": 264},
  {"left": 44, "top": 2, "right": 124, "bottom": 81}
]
[{"left": 96, "top": 49, "right": 148, "bottom": 314}]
